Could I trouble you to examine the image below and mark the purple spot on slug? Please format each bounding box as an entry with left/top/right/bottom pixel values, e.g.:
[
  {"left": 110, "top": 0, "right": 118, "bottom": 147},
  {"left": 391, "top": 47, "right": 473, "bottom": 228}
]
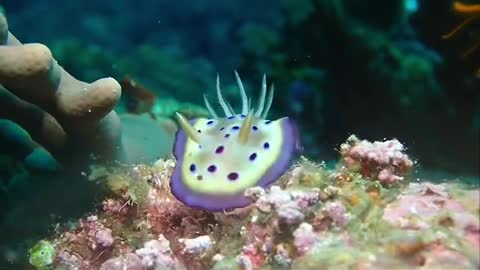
[
  {"left": 189, "top": 164, "right": 196, "bottom": 172},
  {"left": 215, "top": 145, "right": 224, "bottom": 154},
  {"left": 264, "top": 142, "right": 270, "bottom": 149},
  {"left": 197, "top": 175, "right": 203, "bottom": 181},
  {"left": 228, "top": 116, "right": 235, "bottom": 120},
  {"left": 220, "top": 127, "right": 225, "bottom": 131},
  {"left": 240, "top": 114, "right": 246, "bottom": 118},
  {"left": 197, "top": 129, "right": 201, "bottom": 133},
  {"left": 252, "top": 126, "right": 258, "bottom": 131},
  {"left": 232, "top": 126, "right": 239, "bottom": 130},
  {"left": 224, "top": 134, "right": 230, "bottom": 138},
  {"left": 207, "top": 165, "right": 217, "bottom": 172},
  {"left": 265, "top": 120, "right": 272, "bottom": 124},
  {"left": 227, "top": 172, "right": 239, "bottom": 181},
  {"left": 207, "top": 120, "right": 214, "bottom": 125},
  {"left": 249, "top": 153, "right": 257, "bottom": 161}
]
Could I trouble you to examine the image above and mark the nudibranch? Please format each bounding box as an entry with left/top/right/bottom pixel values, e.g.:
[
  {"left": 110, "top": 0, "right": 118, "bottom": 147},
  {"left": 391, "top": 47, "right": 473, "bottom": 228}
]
[{"left": 171, "top": 72, "right": 301, "bottom": 212}]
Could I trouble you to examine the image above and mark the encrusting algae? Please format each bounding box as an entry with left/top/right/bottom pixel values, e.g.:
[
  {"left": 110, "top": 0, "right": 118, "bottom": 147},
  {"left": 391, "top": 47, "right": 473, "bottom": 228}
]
[{"left": 28, "top": 135, "right": 479, "bottom": 270}]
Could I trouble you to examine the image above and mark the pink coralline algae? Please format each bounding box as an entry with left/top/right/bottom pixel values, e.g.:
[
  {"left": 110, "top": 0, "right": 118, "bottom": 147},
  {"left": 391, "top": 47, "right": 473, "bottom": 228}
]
[
  {"left": 383, "top": 182, "right": 475, "bottom": 229},
  {"left": 57, "top": 251, "right": 82, "bottom": 269},
  {"left": 293, "top": 223, "right": 320, "bottom": 256},
  {"left": 248, "top": 186, "right": 311, "bottom": 225},
  {"left": 62, "top": 215, "right": 115, "bottom": 250},
  {"left": 322, "top": 201, "right": 350, "bottom": 227},
  {"left": 95, "top": 228, "right": 114, "bottom": 248},
  {"left": 383, "top": 182, "right": 480, "bottom": 267},
  {"left": 135, "top": 235, "right": 180, "bottom": 270},
  {"left": 340, "top": 135, "right": 414, "bottom": 186},
  {"left": 100, "top": 253, "right": 144, "bottom": 270},
  {"left": 29, "top": 135, "right": 479, "bottom": 270},
  {"left": 102, "top": 198, "right": 129, "bottom": 216}
]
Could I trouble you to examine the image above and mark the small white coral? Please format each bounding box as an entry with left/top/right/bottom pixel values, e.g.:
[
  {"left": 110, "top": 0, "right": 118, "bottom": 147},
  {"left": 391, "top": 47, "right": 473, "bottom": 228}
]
[
  {"left": 291, "top": 188, "right": 320, "bottom": 207},
  {"left": 99, "top": 253, "right": 144, "bottom": 270},
  {"left": 293, "top": 223, "right": 319, "bottom": 255},
  {"left": 323, "top": 201, "right": 350, "bottom": 227},
  {"left": 95, "top": 228, "right": 114, "bottom": 247},
  {"left": 244, "top": 186, "right": 266, "bottom": 201},
  {"left": 135, "top": 235, "right": 176, "bottom": 270},
  {"left": 277, "top": 201, "right": 305, "bottom": 225},
  {"left": 253, "top": 186, "right": 292, "bottom": 212},
  {"left": 57, "top": 251, "right": 82, "bottom": 269},
  {"left": 179, "top": 235, "right": 213, "bottom": 256}
]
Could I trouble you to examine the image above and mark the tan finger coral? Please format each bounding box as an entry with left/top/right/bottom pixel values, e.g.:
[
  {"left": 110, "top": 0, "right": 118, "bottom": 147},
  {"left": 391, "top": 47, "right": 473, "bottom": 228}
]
[{"left": 0, "top": 9, "right": 122, "bottom": 160}]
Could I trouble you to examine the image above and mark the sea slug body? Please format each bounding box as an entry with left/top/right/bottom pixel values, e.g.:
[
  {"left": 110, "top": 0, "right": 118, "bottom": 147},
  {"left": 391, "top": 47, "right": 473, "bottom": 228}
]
[{"left": 171, "top": 72, "right": 301, "bottom": 211}]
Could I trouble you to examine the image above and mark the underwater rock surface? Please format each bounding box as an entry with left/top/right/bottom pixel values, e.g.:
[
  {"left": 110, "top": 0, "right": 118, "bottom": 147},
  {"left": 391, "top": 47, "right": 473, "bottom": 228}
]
[{"left": 24, "top": 136, "right": 479, "bottom": 270}]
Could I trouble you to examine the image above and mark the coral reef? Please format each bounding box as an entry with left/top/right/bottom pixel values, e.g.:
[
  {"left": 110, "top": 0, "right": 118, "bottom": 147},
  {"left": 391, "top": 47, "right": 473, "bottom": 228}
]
[
  {"left": 1, "top": 1, "right": 479, "bottom": 269},
  {"left": 26, "top": 136, "right": 479, "bottom": 270},
  {"left": 339, "top": 135, "right": 414, "bottom": 186}
]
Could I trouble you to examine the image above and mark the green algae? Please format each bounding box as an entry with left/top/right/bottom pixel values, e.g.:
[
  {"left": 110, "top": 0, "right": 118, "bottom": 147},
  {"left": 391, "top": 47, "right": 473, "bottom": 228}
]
[{"left": 28, "top": 240, "right": 54, "bottom": 270}]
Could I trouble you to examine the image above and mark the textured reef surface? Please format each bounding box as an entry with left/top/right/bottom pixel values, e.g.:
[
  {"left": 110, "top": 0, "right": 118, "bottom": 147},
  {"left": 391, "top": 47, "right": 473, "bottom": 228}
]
[
  {"left": 25, "top": 136, "right": 479, "bottom": 270},
  {"left": 0, "top": 0, "right": 478, "bottom": 269}
]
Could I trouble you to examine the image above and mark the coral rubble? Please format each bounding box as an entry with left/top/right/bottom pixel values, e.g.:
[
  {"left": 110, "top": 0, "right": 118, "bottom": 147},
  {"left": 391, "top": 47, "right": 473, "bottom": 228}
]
[{"left": 28, "top": 136, "right": 479, "bottom": 270}]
